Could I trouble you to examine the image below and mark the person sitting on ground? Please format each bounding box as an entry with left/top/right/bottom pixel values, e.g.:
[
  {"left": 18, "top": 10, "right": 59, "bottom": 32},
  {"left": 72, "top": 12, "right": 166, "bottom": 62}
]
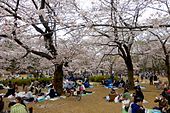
[
  {"left": 119, "top": 89, "right": 131, "bottom": 111},
  {"left": 23, "top": 87, "right": 34, "bottom": 102},
  {"left": 14, "top": 82, "right": 18, "bottom": 93},
  {"left": 83, "top": 78, "right": 91, "bottom": 88},
  {"left": 106, "top": 88, "right": 118, "bottom": 102},
  {"left": 101, "top": 77, "right": 107, "bottom": 85},
  {"left": 0, "top": 96, "right": 4, "bottom": 113},
  {"left": 124, "top": 80, "right": 130, "bottom": 89},
  {"left": 120, "top": 88, "right": 131, "bottom": 111},
  {"left": 8, "top": 102, "right": 16, "bottom": 113},
  {"left": 129, "top": 97, "right": 145, "bottom": 113},
  {"left": 134, "top": 86, "right": 144, "bottom": 102},
  {"left": 46, "top": 85, "right": 57, "bottom": 98},
  {"left": 77, "top": 80, "right": 92, "bottom": 94},
  {"left": 34, "top": 85, "right": 43, "bottom": 96},
  {"left": 104, "top": 79, "right": 113, "bottom": 87},
  {"left": 10, "top": 97, "right": 28, "bottom": 113},
  {"left": 4, "top": 81, "right": 15, "bottom": 97},
  {"left": 66, "top": 80, "right": 75, "bottom": 90},
  {"left": 119, "top": 79, "right": 125, "bottom": 88},
  {"left": 22, "top": 83, "right": 27, "bottom": 91},
  {"left": 154, "top": 95, "right": 168, "bottom": 113},
  {"left": 161, "top": 88, "right": 170, "bottom": 106},
  {"left": 120, "top": 88, "right": 131, "bottom": 102},
  {"left": 161, "top": 88, "right": 168, "bottom": 98},
  {"left": 135, "top": 79, "right": 140, "bottom": 87},
  {"left": 33, "top": 79, "right": 39, "bottom": 88}
]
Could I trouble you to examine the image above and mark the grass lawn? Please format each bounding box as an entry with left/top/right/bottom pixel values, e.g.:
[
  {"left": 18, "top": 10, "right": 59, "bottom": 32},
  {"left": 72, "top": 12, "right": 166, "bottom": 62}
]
[{"left": 0, "top": 79, "right": 166, "bottom": 113}]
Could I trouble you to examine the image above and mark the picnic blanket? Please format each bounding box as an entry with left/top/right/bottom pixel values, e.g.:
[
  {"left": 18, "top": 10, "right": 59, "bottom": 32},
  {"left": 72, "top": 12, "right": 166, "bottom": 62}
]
[
  {"left": 122, "top": 109, "right": 161, "bottom": 113},
  {"left": 104, "top": 85, "right": 118, "bottom": 90},
  {"left": 81, "top": 92, "right": 94, "bottom": 96},
  {"left": 145, "top": 109, "right": 161, "bottom": 113},
  {"left": 122, "top": 109, "right": 128, "bottom": 113}
]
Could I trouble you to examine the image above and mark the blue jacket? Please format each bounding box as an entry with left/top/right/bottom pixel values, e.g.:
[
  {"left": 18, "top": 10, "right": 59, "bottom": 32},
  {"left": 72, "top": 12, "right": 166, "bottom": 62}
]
[{"left": 131, "top": 103, "right": 140, "bottom": 113}]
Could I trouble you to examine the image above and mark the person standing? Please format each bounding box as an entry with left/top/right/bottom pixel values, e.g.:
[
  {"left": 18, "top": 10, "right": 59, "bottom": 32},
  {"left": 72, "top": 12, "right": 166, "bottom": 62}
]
[{"left": 149, "top": 75, "right": 153, "bottom": 85}]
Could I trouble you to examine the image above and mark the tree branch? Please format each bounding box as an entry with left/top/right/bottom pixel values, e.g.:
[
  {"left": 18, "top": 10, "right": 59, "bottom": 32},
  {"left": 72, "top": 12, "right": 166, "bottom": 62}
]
[
  {"left": 91, "top": 24, "right": 170, "bottom": 30},
  {"left": 32, "top": 0, "right": 38, "bottom": 9},
  {"left": 15, "top": 0, "right": 20, "bottom": 11},
  {"left": 32, "top": 24, "right": 45, "bottom": 34},
  {"left": 31, "top": 50, "right": 53, "bottom": 60}
]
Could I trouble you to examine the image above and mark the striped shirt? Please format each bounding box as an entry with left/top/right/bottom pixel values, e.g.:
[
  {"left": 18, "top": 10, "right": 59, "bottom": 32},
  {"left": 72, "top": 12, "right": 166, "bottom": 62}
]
[{"left": 10, "top": 103, "right": 28, "bottom": 113}]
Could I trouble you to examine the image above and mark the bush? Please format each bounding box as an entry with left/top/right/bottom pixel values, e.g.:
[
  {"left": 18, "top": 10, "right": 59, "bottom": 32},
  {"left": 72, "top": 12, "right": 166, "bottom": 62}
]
[
  {"left": 89, "top": 75, "right": 110, "bottom": 82},
  {"left": 114, "top": 74, "right": 119, "bottom": 81},
  {"left": 1, "top": 77, "right": 53, "bottom": 86}
]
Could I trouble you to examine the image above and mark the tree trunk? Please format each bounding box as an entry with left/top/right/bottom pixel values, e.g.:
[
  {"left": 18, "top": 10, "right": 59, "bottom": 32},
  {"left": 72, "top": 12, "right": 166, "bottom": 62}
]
[
  {"left": 121, "top": 44, "right": 134, "bottom": 90},
  {"left": 165, "top": 55, "right": 170, "bottom": 86},
  {"left": 109, "top": 63, "right": 113, "bottom": 76},
  {"left": 125, "top": 57, "right": 134, "bottom": 90},
  {"left": 53, "top": 64, "right": 63, "bottom": 96}
]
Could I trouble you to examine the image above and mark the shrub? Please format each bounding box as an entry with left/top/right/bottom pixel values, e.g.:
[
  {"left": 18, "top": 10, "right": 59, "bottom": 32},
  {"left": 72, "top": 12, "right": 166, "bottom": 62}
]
[
  {"left": 114, "top": 74, "right": 119, "bottom": 81},
  {"left": 1, "top": 77, "right": 53, "bottom": 86},
  {"left": 89, "top": 75, "right": 110, "bottom": 82}
]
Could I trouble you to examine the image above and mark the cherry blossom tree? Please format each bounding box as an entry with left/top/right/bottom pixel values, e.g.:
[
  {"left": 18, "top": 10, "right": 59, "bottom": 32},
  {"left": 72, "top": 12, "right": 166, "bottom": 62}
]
[
  {"left": 142, "top": 0, "right": 170, "bottom": 84},
  {"left": 72, "top": 0, "right": 170, "bottom": 88},
  {"left": 0, "top": 0, "right": 84, "bottom": 95},
  {"left": 71, "top": 0, "right": 154, "bottom": 89}
]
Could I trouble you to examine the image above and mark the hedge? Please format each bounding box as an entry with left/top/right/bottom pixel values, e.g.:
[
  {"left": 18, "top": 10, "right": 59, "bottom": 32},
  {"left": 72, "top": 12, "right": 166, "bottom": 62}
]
[
  {"left": 89, "top": 75, "right": 111, "bottom": 82},
  {"left": 1, "top": 77, "right": 53, "bottom": 86}
]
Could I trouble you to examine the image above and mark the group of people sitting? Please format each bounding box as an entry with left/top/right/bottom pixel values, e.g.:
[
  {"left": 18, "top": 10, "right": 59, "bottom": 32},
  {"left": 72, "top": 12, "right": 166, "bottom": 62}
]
[
  {"left": 105, "top": 85, "right": 170, "bottom": 113},
  {"left": 105, "top": 86, "right": 144, "bottom": 103},
  {"left": 63, "top": 78, "right": 93, "bottom": 95},
  {"left": 0, "top": 78, "right": 94, "bottom": 112},
  {"left": 2, "top": 80, "right": 58, "bottom": 102},
  {"left": 0, "top": 96, "right": 33, "bottom": 113},
  {"left": 0, "top": 80, "right": 60, "bottom": 113},
  {"left": 102, "top": 78, "right": 126, "bottom": 89}
]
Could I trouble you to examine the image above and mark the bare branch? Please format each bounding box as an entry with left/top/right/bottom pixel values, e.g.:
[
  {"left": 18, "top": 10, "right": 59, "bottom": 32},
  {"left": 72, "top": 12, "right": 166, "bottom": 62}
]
[
  {"left": 21, "top": 51, "right": 30, "bottom": 58},
  {"left": 163, "top": 36, "right": 170, "bottom": 45},
  {"left": 91, "top": 24, "right": 170, "bottom": 30},
  {"left": 94, "top": 28, "right": 110, "bottom": 38},
  {"left": 149, "top": 31, "right": 163, "bottom": 44},
  {"left": 0, "top": 5, "right": 22, "bottom": 19},
  {"left": 32, "top": 0, "right": 38, "bottom": 9},
  {"left": 40, "top": 0, "right": 45, "bottom": 9},
  {"left": 31, "top": 50, "right": 53, "bottom": 60},
  {"left": 14, "top": 0, "right": 20, "bottom": 11},
  {"left": 32, "top": 24, "right": 45, "bottom": 34}
]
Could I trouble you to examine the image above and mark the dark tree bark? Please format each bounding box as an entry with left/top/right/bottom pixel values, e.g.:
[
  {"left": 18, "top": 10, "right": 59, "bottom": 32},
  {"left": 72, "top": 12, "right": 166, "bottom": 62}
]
[
  {"left": 118, "top": 43, "right": 134, "bottom": 89},
  {"left": 53, "top": 64, "right": 64, "bottom": 96},
  {"left": 165, "top": 54, "right": 170, "bottom": 86},
  {"left": 109, "top": 63, "right": 113, "bottom": 76},
  {"left": 124, "top": 53, "right": 134, "bottom": 89},
  {"left": 162, "top": 42, "right": 170, "bottom": 86}
]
